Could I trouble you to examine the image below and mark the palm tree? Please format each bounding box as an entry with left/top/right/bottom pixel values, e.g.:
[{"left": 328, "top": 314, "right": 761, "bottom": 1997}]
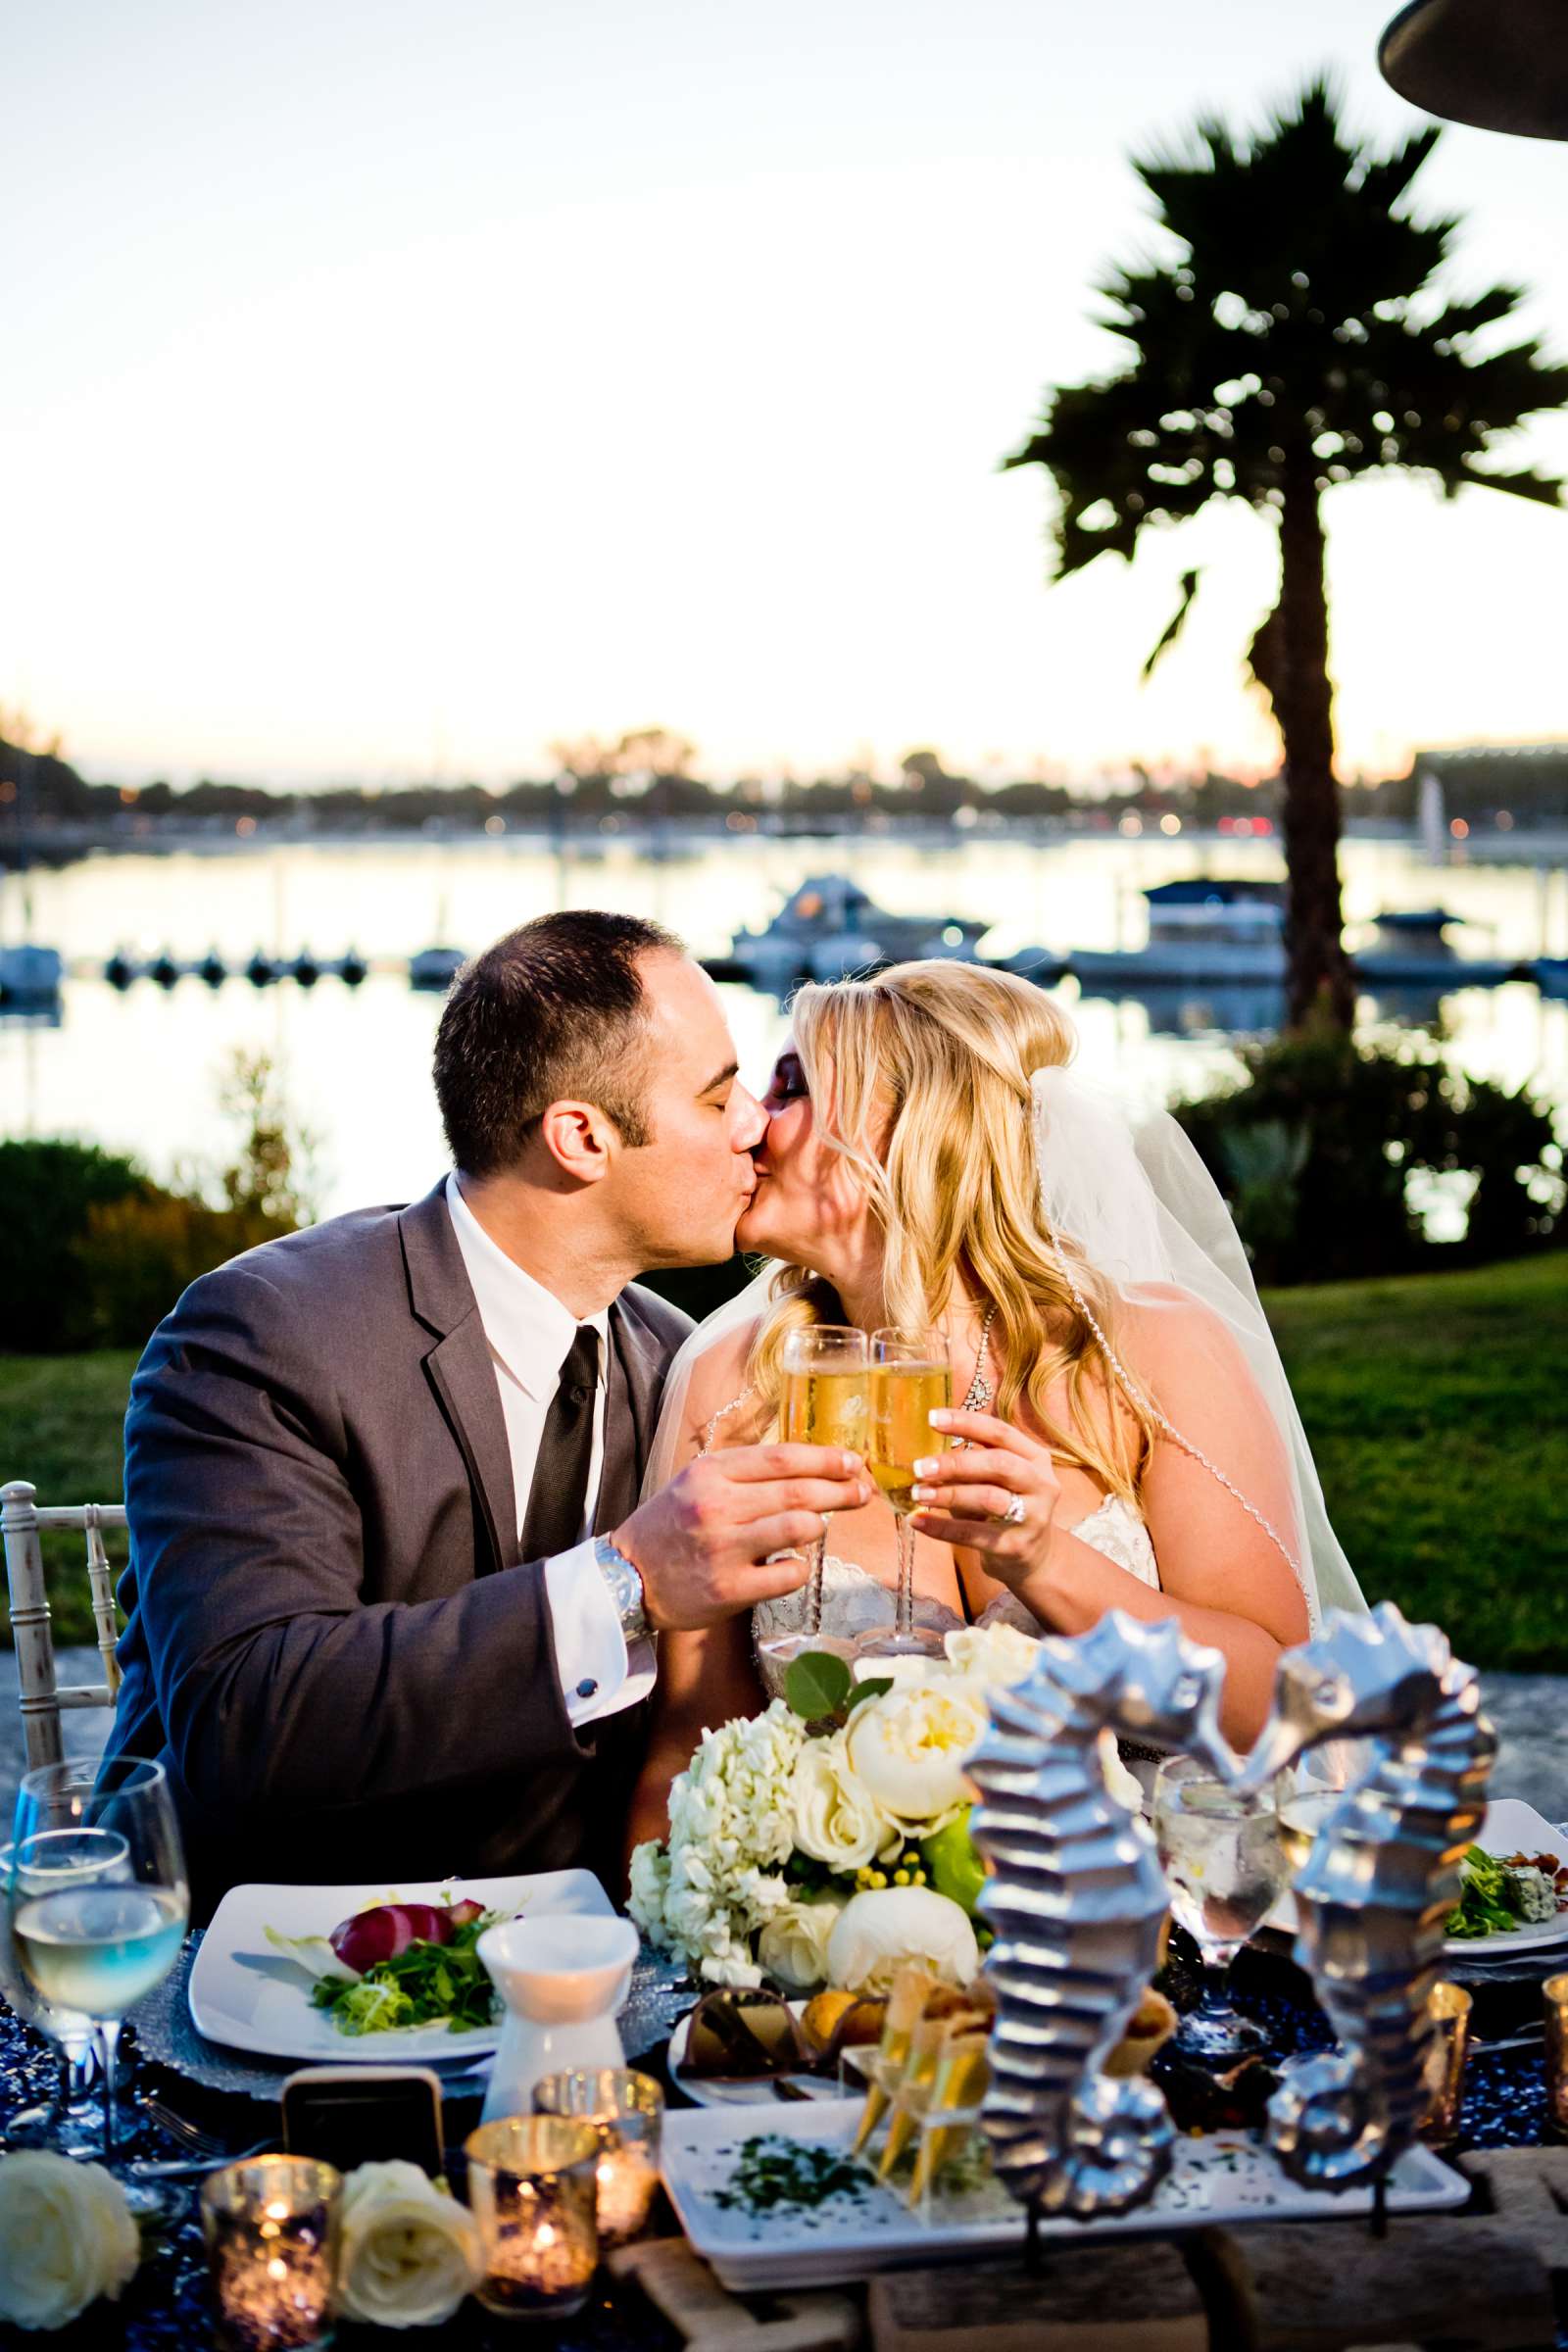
[{"left": 1006, "top": 78, "right": 1568, "bottom": 1028}]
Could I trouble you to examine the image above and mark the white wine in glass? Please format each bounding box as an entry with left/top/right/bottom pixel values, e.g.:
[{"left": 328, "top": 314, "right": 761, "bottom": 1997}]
[
  {"left": 856, "top": 1328, "right": 953, "bottom": 1660},
  {"left": 757, "top": 1325, "right": 868, "bottom": 1667},
  {"left": 8, "top": 1757, "right": 189, "bottom": 2187}
]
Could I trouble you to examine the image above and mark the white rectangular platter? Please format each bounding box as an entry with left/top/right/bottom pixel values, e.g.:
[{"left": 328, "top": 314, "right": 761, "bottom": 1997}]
[
  {"left": 660, "top": 2100, "right": 1469, "bottom": 2291},
  {"left": 189, "top": 1871, "right": 612, "bottom": 2064}
]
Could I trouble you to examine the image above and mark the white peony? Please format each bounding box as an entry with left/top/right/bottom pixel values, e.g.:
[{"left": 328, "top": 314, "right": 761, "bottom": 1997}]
[
  {"left": 0, "top": 2151, "right": 139, "bottom": 2331},
  {"left": 845, "top": 1679, "right": 990, "bottom": 1826},
  {"left": 942, "top": 1620, "right": 1042, "bottom": 1690},
  {"left": 825, "top": 1887, "right": 980, "bottom": 1994},
  {"left": 757, "top": 1897, "right": 845, "bottom": 1992},
  {"left": 337, "top": 2161, "right": 481, "bottom": 2329},
  {"left": 789, "top": 1738, "right": 889, "bottom": 1874}
]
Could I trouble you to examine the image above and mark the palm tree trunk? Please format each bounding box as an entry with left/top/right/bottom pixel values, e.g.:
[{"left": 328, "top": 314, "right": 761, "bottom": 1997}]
[{"left": 1275, "top": 470, "right": 1354, "bottom": 1031}]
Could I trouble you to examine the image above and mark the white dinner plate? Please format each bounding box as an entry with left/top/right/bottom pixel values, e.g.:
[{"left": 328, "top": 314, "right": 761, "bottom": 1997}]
[
  {"left": 189, "top": 1871, "right": 613, "bottom": 2063},
  {"left": 667, "top": 2001, "right": 846, "bottom": 2107},
  {"left": 1265, "top": 1793, "right": 1568, "bottom": 1957},
  {"left": 659, "top": 2100, "right": 1469, "bottom": 2290}
]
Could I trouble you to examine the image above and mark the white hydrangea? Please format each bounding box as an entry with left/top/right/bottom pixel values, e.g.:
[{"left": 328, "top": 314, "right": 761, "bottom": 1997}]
[{"left": 641, "top": 1701, "right": 808, "bottom": 1984}]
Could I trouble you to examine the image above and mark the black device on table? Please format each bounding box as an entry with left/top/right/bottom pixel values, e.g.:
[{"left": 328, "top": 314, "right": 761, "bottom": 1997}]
[{"left": 281, "top": 2065, "right": 445, "bottom": 2175}]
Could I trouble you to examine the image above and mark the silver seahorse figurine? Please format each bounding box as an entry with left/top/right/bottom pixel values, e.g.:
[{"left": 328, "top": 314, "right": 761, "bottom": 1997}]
[
  {"left": 1233, "top": 1600, "right": 1496, "bottom": 2188},
  {"left": 967, "top": 1611, "right": 1236, "bottom": 2219}
]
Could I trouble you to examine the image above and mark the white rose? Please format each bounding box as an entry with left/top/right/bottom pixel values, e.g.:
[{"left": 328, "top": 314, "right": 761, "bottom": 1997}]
[
  {"left": 824, "top": 1887, "right": 980, "bottom": 1995},
  {"left": 790, "top": 1739, "right": 888, "bottom": 1873},
  {"left": 337, "top": 2161, "right": 481, "bottom": 2329},
  {"left": 757, "top": 1898, "right": 845, "bottom": 1992},
  {"left": 0, "top": 2151, "right": 139, "bottom": 2331},
  {"left": 845, "top": 1680, "right": 990, "bottom": 1826},
  {"left": 943, "top": 1621, "right": 1042, "bottom": 1690}
]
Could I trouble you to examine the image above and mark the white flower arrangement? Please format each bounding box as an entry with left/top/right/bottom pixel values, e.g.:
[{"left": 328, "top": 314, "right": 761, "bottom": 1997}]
[
  {"left": 0, "top": 2152, "right": 139, "bottom": 2331},
  {"left": 336, "top": 2159, "right": 482, "bottom": 2328},
  {"left": 628, "top": 1624, "right": 1044, "bottom": 1990}
]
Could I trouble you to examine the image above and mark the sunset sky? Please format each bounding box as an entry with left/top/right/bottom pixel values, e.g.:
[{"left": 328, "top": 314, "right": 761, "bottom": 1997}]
[{"left": 9, "top": 0, "right": 1568, "bottom": 791}]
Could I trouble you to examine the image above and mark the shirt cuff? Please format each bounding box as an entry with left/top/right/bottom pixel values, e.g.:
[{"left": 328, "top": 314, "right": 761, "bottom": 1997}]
[{"left": 543, "top": 1539, "right": 641, "bottom": 1728}]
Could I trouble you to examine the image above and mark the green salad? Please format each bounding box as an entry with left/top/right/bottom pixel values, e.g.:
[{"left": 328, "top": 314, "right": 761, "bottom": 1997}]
[
  {"left": 1446, "top": 1845, "right": 1565, "bottom": 1940},
  {"left": 309, "top": 1909, "right": 502, "bottom": 2035}
]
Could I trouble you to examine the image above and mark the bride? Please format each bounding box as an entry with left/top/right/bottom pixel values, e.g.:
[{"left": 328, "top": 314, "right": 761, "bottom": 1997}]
[{"left": 624, "top": 959, "right": 1362, "bottom": 1856}]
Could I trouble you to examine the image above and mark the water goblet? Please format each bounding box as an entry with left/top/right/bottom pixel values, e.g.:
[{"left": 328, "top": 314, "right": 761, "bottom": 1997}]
[
  {"left": 1153, "top": 1754, "right": 1289, "bottom": 2061},
  {"left": 756, "top": 1326, "right": 867, "bottom": 1672},
  {"left": 852, "top": 1327, "right": 953, "bottom": 1660},
  {"left": 7, "top": 1756, "right": 189, "bottom": 2189},
  {"left": 0, "top": 1829, "right": 120, "bottom": 2156}
]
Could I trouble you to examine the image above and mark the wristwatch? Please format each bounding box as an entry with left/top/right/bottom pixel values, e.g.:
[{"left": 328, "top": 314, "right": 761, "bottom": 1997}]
[{"left": 592, "top": 1534, "right": 649, "bottom": 1645}]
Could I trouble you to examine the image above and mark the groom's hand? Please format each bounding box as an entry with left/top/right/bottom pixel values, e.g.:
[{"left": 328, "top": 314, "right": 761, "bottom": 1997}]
[{"left": 611, "top": 1446, "right": 874, "bottom": 1632}]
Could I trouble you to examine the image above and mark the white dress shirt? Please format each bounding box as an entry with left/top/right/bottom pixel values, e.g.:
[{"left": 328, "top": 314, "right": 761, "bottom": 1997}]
[{"left": 445, "top": 1175, "right": 655, "bottom": 1728}]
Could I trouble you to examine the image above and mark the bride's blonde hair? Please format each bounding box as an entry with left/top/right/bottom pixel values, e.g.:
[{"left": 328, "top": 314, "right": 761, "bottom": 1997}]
[{"left": 748, "top": 960, "right": 1155, "bottom": 1499}]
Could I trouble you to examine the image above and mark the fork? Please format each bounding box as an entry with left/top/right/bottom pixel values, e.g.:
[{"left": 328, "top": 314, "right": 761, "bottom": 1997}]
[{"left": 135, "top": 2093, "right": 275, "bottom": 2175}]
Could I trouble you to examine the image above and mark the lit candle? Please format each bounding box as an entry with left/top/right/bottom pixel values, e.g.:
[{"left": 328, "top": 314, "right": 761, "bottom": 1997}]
[
  {"left": 465, "top": 2116, "right": 600, "bottom": 2318},
  {"left": 201, "top": 2156, "right": 340, "bottom": 2352},
  {"left": 1544, "top": 1973, "right": 1568, "bottom": 2133},
  {"left": 533, "top": 2067, "right": 663, "bottom": 2249}
]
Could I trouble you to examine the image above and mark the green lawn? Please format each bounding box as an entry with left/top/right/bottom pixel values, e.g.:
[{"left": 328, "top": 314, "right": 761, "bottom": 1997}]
[{"left": 2, "top": 1255, "right": 1565, "bottom": 1669}]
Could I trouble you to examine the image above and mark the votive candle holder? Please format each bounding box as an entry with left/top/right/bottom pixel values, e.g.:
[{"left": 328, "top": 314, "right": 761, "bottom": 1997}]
[
  {"left": 200, "top": 2154, "right": 341, "bottom": 2352},
  {"left": 533, "top": 2067, "right": 663, "bottom": 2247},
  {"left": 1544, "top": 1972, "right": 1568, "bottom": 2133},
  {"left": 1419, "top": 1981, "right": 1473, "bottom": 2142},
  {"left": 464, "top": 2115, "right": 600, "bottom": 2319}
]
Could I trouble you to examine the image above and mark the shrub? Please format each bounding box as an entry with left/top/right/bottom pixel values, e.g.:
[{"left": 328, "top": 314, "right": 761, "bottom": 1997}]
[
  {"left": 0, "top": 1141, "right": 151, "bottom": 1350},
  {"left": 1174, "top": 1025, "right": 1563, "bottom": 1285}
]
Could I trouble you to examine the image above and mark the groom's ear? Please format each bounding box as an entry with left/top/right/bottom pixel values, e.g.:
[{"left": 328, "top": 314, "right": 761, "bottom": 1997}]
[{"left": 536, "top": 1099, "right": 616, "bottom": 1187}]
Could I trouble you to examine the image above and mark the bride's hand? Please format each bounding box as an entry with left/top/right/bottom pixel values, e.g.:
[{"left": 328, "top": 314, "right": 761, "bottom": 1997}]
[{"left": 906, "top": 1407, "right": 1061, "bottom": 1587}]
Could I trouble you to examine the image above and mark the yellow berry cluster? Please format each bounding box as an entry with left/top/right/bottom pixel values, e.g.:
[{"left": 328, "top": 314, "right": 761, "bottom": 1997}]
[{"left": 853, "top": 1854, "right": 928, "bottom": 1893}]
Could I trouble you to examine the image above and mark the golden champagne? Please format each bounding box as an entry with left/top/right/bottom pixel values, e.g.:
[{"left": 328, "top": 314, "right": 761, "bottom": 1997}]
[
  {"left": 868, "top": 1363, "right": 952, "bottom": 1515},
  {"left": 783, "top": 1367, "right": 868, "bottom": 1452},
  {"left": 1278, "top": 1790, "right": 1339, "bottom": 1875}
]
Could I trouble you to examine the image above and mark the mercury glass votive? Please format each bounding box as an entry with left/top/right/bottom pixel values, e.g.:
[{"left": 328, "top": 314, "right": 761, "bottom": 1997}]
[
  {"left": 1420, "top": 1981, "right": 1473, "bottom": 2142},
  {"left": 464, "top": 2116, "right": 600, "bottom": 2319},
  {"left": 1544, "top": 1973, "right": 1568, "bottom": 2133},
  {"left": 201, "top": 2155, "right": 341, "bottom": 2352},
  {"left": 533, "top": 2067, "right": 663, "bottom": 2247}
]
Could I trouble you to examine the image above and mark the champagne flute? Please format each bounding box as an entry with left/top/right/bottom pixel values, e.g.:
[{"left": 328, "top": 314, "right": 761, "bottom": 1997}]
[
  {"left": 8, "top": 1757, "right": 189, "bottom": 2182},
  {"left": 0, "top": 1828, "right": 123, "bottom": 2155},
  {"left": 757, "top": 1325, "right": 867, "bottom": 1668},
  {"left": 1153, "top": 1755, "right": 1288, "bottom": 2062},
  {"left": 855, "top": 1327, "right": 953, "bottom": 1660}
]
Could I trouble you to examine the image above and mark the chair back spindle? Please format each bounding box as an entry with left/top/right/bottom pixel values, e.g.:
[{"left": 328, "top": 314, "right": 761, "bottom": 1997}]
[{"left": 2, "top": 1481, "right": 128, "bottom": 1773}]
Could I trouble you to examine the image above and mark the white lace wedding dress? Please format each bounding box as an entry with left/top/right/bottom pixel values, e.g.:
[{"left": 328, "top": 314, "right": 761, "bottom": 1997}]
[{"left": 750, "top": 1493, "right": 1160, "bottom": 1702}]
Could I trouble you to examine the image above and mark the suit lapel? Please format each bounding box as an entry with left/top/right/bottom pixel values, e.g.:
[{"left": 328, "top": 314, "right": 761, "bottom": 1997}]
[{"left": 400, "top": 1181, "right": 517, "bottom": 1573}]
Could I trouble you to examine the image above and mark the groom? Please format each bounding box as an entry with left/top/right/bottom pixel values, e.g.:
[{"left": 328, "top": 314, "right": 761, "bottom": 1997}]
[{"left": 108, "top": 911, "right": 871, "bottom": 1916}]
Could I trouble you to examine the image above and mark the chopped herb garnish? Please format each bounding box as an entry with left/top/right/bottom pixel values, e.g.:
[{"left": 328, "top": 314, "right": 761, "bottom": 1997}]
[{"left": 712, "top": 2136, "right": 870, "bottom": 2215}]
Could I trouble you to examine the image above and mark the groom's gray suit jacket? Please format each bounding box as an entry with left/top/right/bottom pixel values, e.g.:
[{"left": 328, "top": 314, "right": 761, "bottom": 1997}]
[{"left": 107, "top": 1179, "right": 691, "bottom": 1919}]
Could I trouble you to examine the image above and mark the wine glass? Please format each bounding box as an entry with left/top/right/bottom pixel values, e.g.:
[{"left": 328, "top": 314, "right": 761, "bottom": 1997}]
[
  {"left": 1153, "top": 1755, "right": 1288, "bottom": 2061},
  {"left": 0, "top": 1828, "right": 122, "bottom": 2156},
  {"left": 7, "top": 1757, "right": 189, "bottom": 2181},
  {"left": 852, "top": 1327, "right": 953, "bottom": 1660},
  {"left": 756, "top": 1326, "right": 867, "bottom": 1671}
]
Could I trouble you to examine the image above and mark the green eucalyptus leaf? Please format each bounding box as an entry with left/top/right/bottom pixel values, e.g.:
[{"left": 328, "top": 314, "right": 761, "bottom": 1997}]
[
  {"left": 784, "top": 1650, "right": 853, "bottom": 1722},
  {"left": 846, "top": 1676, "right": 895, "bottom": 1711}
]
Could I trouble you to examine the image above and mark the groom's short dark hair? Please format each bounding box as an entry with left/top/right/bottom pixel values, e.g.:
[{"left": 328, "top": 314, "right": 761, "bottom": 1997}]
[{"left": 434, "top": 909, "right": 684, "bottom": 1173}]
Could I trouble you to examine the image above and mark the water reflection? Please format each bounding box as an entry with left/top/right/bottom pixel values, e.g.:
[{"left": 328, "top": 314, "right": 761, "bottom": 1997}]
[{"left": 0, "top": 836, "right": 1562, "bottom": 1217}]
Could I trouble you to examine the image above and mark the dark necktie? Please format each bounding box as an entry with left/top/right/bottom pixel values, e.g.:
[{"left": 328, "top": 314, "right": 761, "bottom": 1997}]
[{"left": 518, "top": 1325, "right": 601, "bottom": 1562}]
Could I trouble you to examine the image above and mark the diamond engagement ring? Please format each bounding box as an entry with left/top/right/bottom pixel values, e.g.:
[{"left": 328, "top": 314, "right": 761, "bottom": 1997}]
[{"left": 1002, "top": 1494, "right": 1027, "bottom": 1527}]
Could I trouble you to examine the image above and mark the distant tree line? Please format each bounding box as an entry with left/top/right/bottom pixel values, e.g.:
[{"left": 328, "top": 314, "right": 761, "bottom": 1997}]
[{"left": 4, "top": 727, "right": 1566, "bottom": 854}]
